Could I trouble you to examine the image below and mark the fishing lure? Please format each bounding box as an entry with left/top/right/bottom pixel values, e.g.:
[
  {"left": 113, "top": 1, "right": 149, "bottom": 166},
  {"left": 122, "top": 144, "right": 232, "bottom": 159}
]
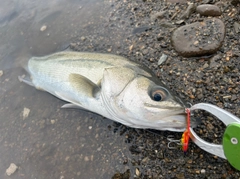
[
  {"left": 168, "top": 103, "right": 240, "bottom": 171},
  {"left": 167, "top": 108, "right": 191, "bottom": 152},
  {"left": 181, "top": 108, "right": 191, "bottom": 152}
]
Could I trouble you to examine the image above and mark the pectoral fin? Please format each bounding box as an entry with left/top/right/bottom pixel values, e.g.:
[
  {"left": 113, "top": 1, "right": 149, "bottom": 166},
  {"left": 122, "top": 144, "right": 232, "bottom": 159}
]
[{"left": 68, "top": 73, "right": 100, "bottom": 98}]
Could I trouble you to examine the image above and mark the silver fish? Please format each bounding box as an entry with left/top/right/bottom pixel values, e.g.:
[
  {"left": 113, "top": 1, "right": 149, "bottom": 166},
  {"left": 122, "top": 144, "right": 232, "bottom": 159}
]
[{"left": 19, "top": 51, "right": 197, "bottom": 131}]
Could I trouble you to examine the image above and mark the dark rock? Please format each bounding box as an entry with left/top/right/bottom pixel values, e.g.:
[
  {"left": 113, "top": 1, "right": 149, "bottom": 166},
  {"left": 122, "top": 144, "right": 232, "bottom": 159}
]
[
  {"left": 171, "top": 18, "right": 225, "bottom": 57},
  {"left": 196, "top": 4, "right": 222, "bottom": 16}
]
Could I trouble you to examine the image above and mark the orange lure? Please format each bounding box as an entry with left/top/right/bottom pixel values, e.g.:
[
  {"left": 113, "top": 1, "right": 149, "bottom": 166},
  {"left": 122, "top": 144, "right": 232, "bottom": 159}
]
[{"left": 181, "top": 108, "right": 191, "bottom": 152}]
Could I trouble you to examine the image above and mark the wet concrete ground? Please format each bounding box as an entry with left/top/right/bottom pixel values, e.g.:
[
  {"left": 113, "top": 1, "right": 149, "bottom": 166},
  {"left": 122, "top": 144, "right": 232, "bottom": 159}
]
[{"left": 1, "top": 0, "right": 240, "bottom": 179}]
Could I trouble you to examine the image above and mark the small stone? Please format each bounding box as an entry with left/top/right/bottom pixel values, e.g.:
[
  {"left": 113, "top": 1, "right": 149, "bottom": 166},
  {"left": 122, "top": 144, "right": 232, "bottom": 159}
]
[
  {"left": 196, "top": 4, "right": 222, "bottom": 16},
  {"left": 171, "top": 18, "right": 225, "bottom": 57},
  {"left": 88, "top": 126, "right": 92, "bottom": 130},
  {"left": 150, "top": 11, "right": 166, "bottom": 21},
  {"left": 65, "top": 156, "right": 70, "bottom": 161},
  {"left": 129, "top": 44, "right": 133, "bottom": 51},
  {"left": 142, "top": 49, "right": 148, "bottom": 55},
  {"left": 40, "top": 25, "right": 47, "bottom": 31},
  {"left": 203, "top": 63, "right": 209, "bottom": 69},
  {"left": 160, "top": 22, "right": 175, "bottom": 28},
  {"left": 158, "top": 54, "right": 168, "bottom": 65},
  {"left": 50, "top": 120, "right": 55, "bottom": 124},
  {"left": 187, "top": 159, "right": 193, "bottom": 164},
  {"left": 80, "top": 36, "right": 86, "bottom": 41},
  {"left": 231, "top": 95, "right": 237, "bottom": 101},
  {"left": 6, "top": 163, "right": 18, "bottom": 176},
  {"left": 180, "top": 3, "right": 196, "bottom": 19},
  {"left": 175, "top": 20, "right": 185, "bottom": 25},
  {"left": 209, "top": 54, "right": 221, "bottom": 68},
  {"left": 23, "top": 107, "right": 30, "bottom": 120},
  {"left": 0, "top": 70, "right": 3, "bottom": 77},
  {"left": 136, "top": 168, "right": 140, "bottom": 176},
  {"left": 201, "top": 169, "right": 206, "bottom": 174},
  {"left": 234, "top": 22, "right": 240, "bottom": 33},
  {"left": 84, "top": 156, "right": 89, "bottom": 161}
]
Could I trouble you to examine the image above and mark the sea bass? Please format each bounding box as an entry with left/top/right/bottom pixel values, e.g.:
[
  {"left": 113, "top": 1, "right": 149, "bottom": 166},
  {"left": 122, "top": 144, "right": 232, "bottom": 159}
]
[{"left": 19, "top": 51, "right": 197, "bottom": 131}]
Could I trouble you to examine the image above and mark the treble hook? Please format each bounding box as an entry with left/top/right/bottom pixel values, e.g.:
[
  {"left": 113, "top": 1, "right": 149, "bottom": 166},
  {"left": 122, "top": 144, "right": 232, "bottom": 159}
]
[{"left": 167, "top": 135, "right": 181, "bottom": 149}]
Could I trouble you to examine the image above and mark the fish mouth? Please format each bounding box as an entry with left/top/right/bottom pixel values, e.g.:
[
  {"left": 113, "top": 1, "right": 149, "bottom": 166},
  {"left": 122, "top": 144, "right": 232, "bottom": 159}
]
[
  {"left": 158, "top": 114, "right": 199, "bottom": 132},
  {"left": 144, "top": 103, "right": 185, "bottom": 111}
]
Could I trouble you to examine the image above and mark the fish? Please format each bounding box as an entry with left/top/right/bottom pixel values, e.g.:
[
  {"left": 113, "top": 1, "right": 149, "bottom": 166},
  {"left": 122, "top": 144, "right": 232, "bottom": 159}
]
[{"left": 19, "top": 51, "right": 198, "bottom": 131}]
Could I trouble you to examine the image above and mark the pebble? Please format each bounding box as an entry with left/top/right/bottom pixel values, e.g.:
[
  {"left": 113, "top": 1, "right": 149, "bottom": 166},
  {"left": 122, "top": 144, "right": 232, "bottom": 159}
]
[
  {"left": 0, "top": 70, "right": 3, "bottom": 77},
  {"left": 180, "top": 3, "right": 196, "bottom": 19},
  {"left": 209, "top": 54, "right": 221, "bottom": 68},
  {"left": 6, "top": 163, "right": 18, "bottom": 176},
  {"left": 40, "top": 25, "right": 47, "bottom": 31},
  {"left": 135, "top": 168, "right": 140, "bottom": 176},
  {"left": 160, "top": 22, "right": 175, "bottom": 28},
  {"left": 201, "top": 169, "right": 206, "bottom": 174},
  {"left": 196, "top": 4, "right": 222, "bottom": 16},
  {"left": 23, "top": 107, "right": 30, "bottom": 120},
  {"left": 150, "top": 11, "right": 166, "bottom": 21},
  {"left": 175, "top": 20, "right": 185, "bottom": 25},
  {"left": 234, "top": 22, "right": 240, "bottom": 33},
  {"left": 171, "top": 18, "right": 225, "bottom": 57},
  {"left": 84, "top": 156, "right": 89, "bottom": 161},
  {"left": 80, "top": 36, "right": 86, "bottom": 41},
  {"left": 158, "top": 54, "right": 168, "bottom": 65}
]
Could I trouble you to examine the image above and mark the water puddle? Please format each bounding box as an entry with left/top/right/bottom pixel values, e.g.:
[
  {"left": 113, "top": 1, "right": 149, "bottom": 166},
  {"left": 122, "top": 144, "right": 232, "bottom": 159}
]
[{"left": 0, "top": 0, "right": 136, "bottom": 178}]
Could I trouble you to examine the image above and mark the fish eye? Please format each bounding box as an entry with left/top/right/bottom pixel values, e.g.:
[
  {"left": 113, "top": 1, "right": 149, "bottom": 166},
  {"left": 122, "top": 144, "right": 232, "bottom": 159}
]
[
  {"left": 151, "top": 89, "right": 167, "bottom": 102},
  {"left": 153, "top": 93, "right": 162, "bottom": 101}
]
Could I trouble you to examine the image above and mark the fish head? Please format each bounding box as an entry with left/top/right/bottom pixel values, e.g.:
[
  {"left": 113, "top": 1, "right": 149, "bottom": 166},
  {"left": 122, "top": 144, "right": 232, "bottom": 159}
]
[
  {"left": 102, "top": 67, "right": 197, "bottom": 131},
  {"left": 116, "top": 76, "right": 189, "bottom": 131}
]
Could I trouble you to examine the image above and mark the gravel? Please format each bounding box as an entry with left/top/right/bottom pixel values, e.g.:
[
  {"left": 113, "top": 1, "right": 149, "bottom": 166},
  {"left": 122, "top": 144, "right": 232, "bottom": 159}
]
[{"left": 70, "top": 0, "right": 240, "bottom": 178}]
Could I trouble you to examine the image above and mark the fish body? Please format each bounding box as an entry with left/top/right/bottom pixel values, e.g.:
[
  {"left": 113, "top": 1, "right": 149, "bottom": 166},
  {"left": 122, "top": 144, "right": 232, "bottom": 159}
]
[{"left": 20, "top": 51, "right": 196, "bottom": 131}]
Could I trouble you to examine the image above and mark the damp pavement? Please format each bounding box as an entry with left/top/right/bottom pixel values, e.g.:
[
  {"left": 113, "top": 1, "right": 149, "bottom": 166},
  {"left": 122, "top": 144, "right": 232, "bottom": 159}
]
[{"left": 0, "top": 0, "right": 240, "bottom": 179}]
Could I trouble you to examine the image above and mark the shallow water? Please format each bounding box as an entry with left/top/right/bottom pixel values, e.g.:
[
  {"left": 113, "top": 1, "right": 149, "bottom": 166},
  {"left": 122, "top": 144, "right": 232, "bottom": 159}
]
[{"left": 0, "top": 0, "right": 135, "bottom": 178}]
